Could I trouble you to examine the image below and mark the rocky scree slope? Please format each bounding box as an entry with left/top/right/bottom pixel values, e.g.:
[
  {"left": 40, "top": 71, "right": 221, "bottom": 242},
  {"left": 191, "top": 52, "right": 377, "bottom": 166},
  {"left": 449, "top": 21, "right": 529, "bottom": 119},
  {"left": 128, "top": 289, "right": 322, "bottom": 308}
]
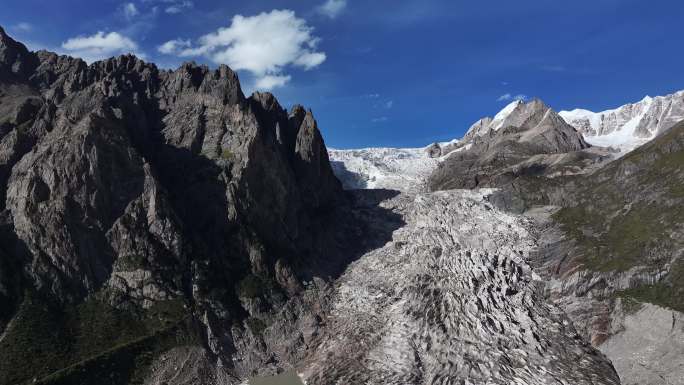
[
  {"left": 0, "top": 25, "right": 355, "bottom": 385},
  {"left": 529, "top": 120, "right": 684, "bottom": 384}
]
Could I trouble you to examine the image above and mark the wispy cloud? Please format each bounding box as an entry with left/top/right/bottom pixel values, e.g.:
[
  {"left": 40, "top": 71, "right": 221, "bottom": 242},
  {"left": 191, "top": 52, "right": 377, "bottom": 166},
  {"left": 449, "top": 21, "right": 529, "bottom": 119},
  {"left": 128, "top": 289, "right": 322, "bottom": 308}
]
[
  {"left": 157, "top": 38, "right": 191, "bottom": 54},
  {"left": 385, "top": 100, "right": 394, "bottom": 109},
  {"left": 372, "top": 116, "right": 388, "bottom": 123},
  {"left": 361, "top": 93, "right": 380, "bottom": 99},
  {"left": 497, "top": 93, "right": 527, "bottom": 102},
  {"left": 158, "top": 9, "right": 326, "bottom": 90},
  {"left": 13, "top": 22, "right": 33, "bottom": 33},
  {"left": 317, "top": 0, "right": 347, "bottom": 19},
  {"left": 165, "top": 1, "right": 193, "bottom": 14},
  {"left": 121, "top": 3, "right": 139, "bottom": 19},
  {"left": 142, "top": 0, "right": 193, "bottom": 15},
  {"left": 62, "top": 31, "right": 141, "bottom": 63}
]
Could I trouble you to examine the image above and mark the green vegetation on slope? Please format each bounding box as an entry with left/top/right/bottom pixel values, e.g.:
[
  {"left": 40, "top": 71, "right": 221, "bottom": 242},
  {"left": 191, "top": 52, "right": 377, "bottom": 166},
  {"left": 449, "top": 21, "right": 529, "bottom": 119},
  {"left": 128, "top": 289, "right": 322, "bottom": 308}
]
[
  {"left": 0, "top": 290, "right": 196, "bottom": 385},
  {"left": 552, "top": 121, "right": 684, "bottom": 310},
  {"left": 553, "top": 203, "right": 682, "bottom": 272},
  {"left": 615, "top": 258, "right": 684, "bottom": 313}
]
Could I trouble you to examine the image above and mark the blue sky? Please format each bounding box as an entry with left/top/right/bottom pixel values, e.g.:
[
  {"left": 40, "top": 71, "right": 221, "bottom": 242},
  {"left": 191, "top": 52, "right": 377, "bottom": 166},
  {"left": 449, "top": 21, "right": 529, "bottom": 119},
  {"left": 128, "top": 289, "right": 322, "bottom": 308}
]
[{"left": 3, "top": 0, "right": 684, "bottom": 148}]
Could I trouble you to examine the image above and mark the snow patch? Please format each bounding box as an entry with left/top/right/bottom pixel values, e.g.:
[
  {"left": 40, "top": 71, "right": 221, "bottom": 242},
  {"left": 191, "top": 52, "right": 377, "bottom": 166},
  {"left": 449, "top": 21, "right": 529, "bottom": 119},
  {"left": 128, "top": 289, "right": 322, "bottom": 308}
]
[{"left": 491, "top": 100, "right": 523, "bottom": 130}]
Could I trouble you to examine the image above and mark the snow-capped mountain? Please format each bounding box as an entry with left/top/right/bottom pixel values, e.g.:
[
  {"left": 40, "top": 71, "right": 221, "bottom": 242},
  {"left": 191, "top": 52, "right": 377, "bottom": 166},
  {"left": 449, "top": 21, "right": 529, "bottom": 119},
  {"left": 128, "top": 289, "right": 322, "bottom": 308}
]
[
  {"left": 463, "top": 99, "right": 523, "bottom": 139},
  {"left": 559, "top": 90, "right": 684, "bottom": 151},
  {"left": 329, "top": 90, "right": 684, "bottom": 192}
]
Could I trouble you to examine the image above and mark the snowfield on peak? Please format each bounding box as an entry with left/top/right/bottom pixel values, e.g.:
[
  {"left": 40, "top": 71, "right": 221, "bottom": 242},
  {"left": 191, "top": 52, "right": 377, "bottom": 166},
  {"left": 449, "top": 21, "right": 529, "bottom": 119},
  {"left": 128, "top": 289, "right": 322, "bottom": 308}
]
[
  {"left": 559, "top": 90, "right": 684, "bottom": 153},
  {"left": 491, "top": 99, "right": 524, "bottom": 130}
]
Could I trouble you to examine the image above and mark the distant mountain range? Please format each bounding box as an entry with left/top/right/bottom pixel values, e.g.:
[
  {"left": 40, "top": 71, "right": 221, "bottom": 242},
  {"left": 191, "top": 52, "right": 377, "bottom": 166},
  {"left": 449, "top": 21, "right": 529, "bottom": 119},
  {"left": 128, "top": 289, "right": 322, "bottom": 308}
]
[{"left": 330, "top": 90, "right": 684, "bottom": 191}]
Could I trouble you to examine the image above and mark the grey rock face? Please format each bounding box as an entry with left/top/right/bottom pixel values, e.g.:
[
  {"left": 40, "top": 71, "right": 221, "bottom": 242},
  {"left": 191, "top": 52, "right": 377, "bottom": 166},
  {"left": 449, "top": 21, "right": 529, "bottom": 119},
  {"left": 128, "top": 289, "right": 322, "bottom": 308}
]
[
  {"left": 0, "top": 27, "right": 38, "bottom": 79},
  {"left": 0, "top": 26, "right": 347, "bottom": 383},
  {"left": 600, "top": 302, "right": 684, "bottom": 385},
  {"left": 144, "top": 346, "right": 235, "bottom": 385},
  {"left": 0, "top": 39, "right": 342, "bottom": 304}
]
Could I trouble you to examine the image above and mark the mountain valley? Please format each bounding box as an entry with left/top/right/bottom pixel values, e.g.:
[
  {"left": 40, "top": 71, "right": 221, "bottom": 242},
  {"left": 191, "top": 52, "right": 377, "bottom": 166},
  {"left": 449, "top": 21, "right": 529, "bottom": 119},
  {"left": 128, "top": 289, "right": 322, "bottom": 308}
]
[
  {"left": 0, "top": 24, "right": 683, "bottom": 385},
  {"left": 330, "top": 96, "right": 684, "bottom": 385}
]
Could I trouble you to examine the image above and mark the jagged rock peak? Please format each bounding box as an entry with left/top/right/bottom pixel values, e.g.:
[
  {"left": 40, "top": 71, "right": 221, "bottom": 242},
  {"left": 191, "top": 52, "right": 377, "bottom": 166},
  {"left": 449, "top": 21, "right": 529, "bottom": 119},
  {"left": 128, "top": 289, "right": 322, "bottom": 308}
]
[
  {"left": 464, "top": 98, "right": 553, "bottom": 139},
  {"left": 462, "top": 98, "right": 588, "bottom": 150},
  {"left": 0, "top": 24, "right": 38, "bottom": 78},
  {"left": 0, "top": 26, "right": 345, "bottom": 308}
]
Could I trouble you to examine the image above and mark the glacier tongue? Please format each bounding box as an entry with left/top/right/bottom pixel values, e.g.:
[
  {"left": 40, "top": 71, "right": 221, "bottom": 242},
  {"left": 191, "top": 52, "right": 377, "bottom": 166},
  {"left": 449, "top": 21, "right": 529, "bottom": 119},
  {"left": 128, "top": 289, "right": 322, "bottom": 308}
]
[
  {"left": 328, "top": 143, "right": 468, "bottom": 193},
  {"left": 328, "top": 147, "right": 440, "bottom": 192},
  {"left": 300, "top": 189, "right": 620, "bottom": 385}
]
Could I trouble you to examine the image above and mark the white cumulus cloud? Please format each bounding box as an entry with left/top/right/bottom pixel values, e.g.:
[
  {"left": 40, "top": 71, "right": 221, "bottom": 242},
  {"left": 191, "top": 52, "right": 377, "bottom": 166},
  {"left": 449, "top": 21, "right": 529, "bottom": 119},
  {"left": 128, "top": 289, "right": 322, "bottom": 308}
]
[
  {"left": 293, "top": 51, "right": 327, "bottom": 70},
  {"left": 317, "top": 0, "right": 347, "bottom": 19},
  {"left": 159, "top": 9, "right": 326, "bottom": 90},
  {"left": 62, "top": 31, "right": 140, "bottom": 63}
]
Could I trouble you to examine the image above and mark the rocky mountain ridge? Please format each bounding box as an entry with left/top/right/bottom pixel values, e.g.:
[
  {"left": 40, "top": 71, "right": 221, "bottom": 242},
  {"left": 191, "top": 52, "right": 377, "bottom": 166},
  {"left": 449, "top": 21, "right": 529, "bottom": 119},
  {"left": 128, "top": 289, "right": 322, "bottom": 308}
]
[{"left": 428, "top": 98, "right": 597, "bottom": 192}]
